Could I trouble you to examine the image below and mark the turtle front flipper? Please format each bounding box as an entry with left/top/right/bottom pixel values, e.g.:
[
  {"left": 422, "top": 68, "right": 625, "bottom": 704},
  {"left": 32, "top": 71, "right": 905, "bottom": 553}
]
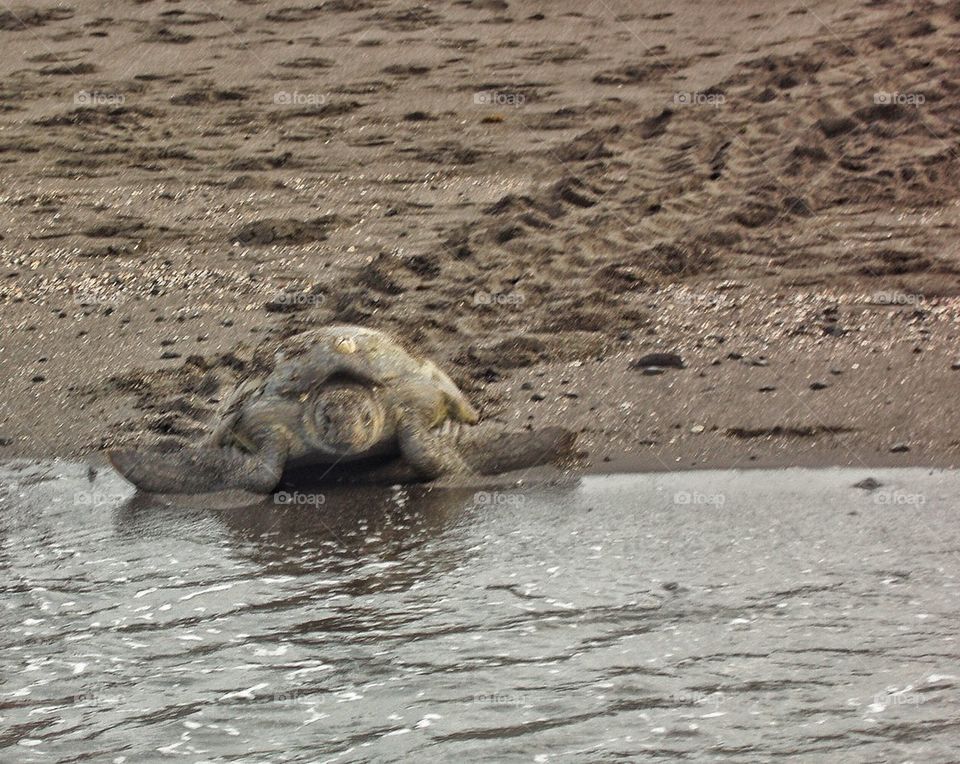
[
  {"left": 109, "top": 433, "right": 289, "bottom": 494},
  {"left": 396, "top": 408, "right": 471, "bottom": 481}
]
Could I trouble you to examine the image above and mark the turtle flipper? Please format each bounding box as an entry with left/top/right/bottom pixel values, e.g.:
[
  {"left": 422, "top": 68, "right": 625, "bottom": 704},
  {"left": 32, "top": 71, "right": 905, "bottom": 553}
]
[
  {"left": 457, "top": 426, "right": 576, "bottom": 475},
  {"left": 109, "top": 435, "right": 288, "bottom": 494},
  {"left": 396, "top": 408, "right": 470, "bottom": 481}
]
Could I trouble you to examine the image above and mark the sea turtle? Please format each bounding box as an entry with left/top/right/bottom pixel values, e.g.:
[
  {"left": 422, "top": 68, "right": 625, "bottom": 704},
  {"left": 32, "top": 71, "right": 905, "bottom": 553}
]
[{"left": 109, "top": 325, "right": 487, "bottom": 494}]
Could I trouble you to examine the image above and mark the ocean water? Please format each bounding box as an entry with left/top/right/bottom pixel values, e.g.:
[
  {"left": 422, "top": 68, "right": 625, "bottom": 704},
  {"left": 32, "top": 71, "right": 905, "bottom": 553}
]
[{"left": 1, "top": 462, "right": 958, "bottom": 762}]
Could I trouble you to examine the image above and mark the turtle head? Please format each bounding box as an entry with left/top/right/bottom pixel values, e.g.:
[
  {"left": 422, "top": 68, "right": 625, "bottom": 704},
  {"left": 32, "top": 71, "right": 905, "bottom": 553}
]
[{"left": 308, "top": 383, "right": 386, "bottom": 456}]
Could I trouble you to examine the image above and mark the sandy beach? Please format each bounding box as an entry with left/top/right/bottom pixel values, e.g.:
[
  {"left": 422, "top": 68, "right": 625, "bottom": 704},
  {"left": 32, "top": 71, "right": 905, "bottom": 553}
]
[{"left": 1, "top": 0, "right": 959, "bottom": 472}]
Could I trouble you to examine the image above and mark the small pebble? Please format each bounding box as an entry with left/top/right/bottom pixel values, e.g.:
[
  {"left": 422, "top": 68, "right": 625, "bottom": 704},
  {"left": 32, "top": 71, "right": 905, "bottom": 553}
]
[
  {"left": 890, "top": 443, "right": 910, "bottom": 453},
  {"left": 810, "top": 381, "right": 829, "bottom": 390}
]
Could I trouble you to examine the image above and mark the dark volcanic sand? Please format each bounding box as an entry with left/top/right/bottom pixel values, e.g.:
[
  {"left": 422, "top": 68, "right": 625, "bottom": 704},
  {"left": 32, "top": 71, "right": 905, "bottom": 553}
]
[{"left": 1, "top": 0, "right": 959, "bottom": 472}]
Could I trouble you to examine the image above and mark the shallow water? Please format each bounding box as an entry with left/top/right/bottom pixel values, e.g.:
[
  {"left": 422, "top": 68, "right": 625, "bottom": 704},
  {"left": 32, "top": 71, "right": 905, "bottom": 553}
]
[{"left": 1, "top": 462, "right": 959, "bottom": 763}]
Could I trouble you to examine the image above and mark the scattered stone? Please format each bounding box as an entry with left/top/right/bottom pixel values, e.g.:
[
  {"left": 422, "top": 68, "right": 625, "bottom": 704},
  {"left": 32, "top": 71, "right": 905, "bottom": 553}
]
[
  {"left": 853, "top": 477, "right": 882, "bottom": 491},
  {"left": 690, "top": 425, "right": 705, "bottom": 434},
  {"left": 829, "top": 368, "right": 844, "bottom": 375},
  {"left": 662, "top": 581, "right": 680, "bottom": 592},
  {"left": 632, "top": 352, "right": 684, "bottom": 369},
  {"left": 810, "top": 381, "right": 829, "bottom": 390},
  {"left": 160, "top": 351, "right": 181, "bottom": 360},
  {"left": 0, "top": 437, "right": 12, "bottom": 446},
  {"left": 727, "top": 352, "right": 743, "bottom": 360},
  {"left": 952, "top": 361, "right": 960, "bottom": 371},
  {"left": 890, "top": 443, "right": 910, "bottom": 453},
  {"left": 520, "top": 381, "right": 533, "bottom": 390},
  {"left": 530, "top": 393, "right": 545, "bottom": 402},
  {"left": 31, "top": 375, "right": 45, "bottom": 383},
  {"left": 220, "top": 319, "right": 234, "bottom": 327},
  {"left": 758, "top": 385, "right": 776, "bottom": 392}
]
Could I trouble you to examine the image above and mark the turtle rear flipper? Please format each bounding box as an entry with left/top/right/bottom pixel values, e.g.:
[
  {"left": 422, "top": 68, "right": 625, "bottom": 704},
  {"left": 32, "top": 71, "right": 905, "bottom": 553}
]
[
  {"left": 109, "top": 438, "right": 288, "bottom": 495},
  {"left": 458, "top": 427, "right": 576, "bottom": 475}
]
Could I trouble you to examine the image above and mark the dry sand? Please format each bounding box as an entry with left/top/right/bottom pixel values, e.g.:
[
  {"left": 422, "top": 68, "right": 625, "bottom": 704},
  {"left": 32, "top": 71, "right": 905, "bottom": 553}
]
[{"left": 1, "top": 0, "right": 959, "bottom": 473}]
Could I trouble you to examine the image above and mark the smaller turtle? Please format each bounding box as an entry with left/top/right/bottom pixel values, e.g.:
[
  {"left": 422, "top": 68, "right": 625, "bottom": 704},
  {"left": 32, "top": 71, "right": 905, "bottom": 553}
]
[{"left": 109, "top": 326, "right": 480, "bottom": 494}]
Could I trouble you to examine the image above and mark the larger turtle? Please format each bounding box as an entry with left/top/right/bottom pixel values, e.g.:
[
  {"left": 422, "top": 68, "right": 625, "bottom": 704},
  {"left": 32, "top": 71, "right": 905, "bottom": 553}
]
[{"left": 109, "top": 325, "right": 572, "bottom": 494}]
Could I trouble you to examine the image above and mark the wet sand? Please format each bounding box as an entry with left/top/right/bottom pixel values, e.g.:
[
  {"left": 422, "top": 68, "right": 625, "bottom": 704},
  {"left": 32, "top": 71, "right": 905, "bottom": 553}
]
[{"left": 1, "top": 1, "right": 959, "bottom": 472}]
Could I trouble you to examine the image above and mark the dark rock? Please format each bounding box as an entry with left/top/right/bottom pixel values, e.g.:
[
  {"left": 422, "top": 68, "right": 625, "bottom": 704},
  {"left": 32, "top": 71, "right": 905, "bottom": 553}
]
[
  {"left": 632, "top": 352, "right": 684, "bottom": 369},
  {"left": 810, "top": 381, "right": 829, "bottom": 390},
  {"left": 758, "top": 385, "right": 777, "bottom": 392},
  {"left": 822, "top": 324, "right": 848, "bottom": 337},
  {"left": 853, "top": 477, "right": 882, "bottom": 491},
  {"left": 530, "top": 393, "right": 545, "bottom": 402},
  {"left": 31, "top": 375, "right": 45, "bottom": 383},
  {"left": 890, "top": 443, "right": 910, "bottom": 453}
]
